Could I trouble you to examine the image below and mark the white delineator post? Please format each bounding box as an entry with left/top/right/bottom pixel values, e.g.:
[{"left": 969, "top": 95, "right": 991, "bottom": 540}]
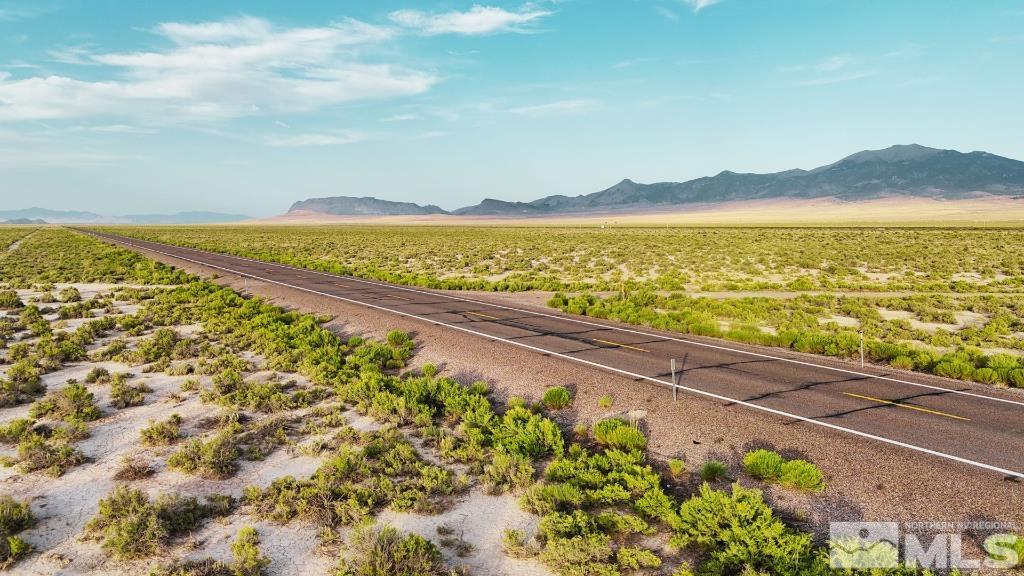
[
  {"left": 860, "top": 331, "right": 865, "bottom": 368},
  {"left": 671, "top": 358, "right": 677, "bottom": 401}
]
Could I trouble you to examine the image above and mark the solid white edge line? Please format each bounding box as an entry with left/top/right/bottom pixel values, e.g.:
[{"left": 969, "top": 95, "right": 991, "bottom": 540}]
[
  {"left": 105, "top": 232, "right": 1024, "bottom": 408},
  {"left": 99, "top": 233, "right": 1024, "bottom": 479}
]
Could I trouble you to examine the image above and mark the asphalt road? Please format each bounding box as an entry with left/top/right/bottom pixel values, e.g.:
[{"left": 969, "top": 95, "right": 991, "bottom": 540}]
[{"left": 87, "top": 230, "right": 1024, "bottom": 479}]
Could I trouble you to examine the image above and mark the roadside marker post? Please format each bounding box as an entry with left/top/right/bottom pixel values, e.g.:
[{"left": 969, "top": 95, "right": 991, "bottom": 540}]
[
  {"left": 860, "top": 331, "right": 865, "bottom": 368},
  {"left": 671, "top": 358, "right": 677, "bottom": 401}
]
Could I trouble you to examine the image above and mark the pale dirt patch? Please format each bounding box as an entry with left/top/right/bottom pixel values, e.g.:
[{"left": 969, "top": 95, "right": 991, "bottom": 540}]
[
  {"left": 877, "top": 308, "right": 913, "bottom": 321},
  {"left": 178, "top": 515, "right": 333, "bottom": 576},
  {"left": 954, "top": 311, "right": 987, "bottom": 327},
  {"left": 818, "top": 315, "right": 860, "bottom": 328},
  {"left": 379, "top": 490, "right": 549, "bottom": 576}
]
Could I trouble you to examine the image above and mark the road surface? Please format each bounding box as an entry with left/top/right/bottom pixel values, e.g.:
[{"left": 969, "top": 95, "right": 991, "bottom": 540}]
[{"left": 87, "top": 230, "right": 1024, "bottom": 479}]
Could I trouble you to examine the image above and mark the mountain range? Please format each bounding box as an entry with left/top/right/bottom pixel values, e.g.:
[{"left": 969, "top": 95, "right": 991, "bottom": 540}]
[
  {"left": 0, "top": 208, "right": 251, "bottom": 224},
  {"left": 287, "top": 144, "right": 1024, "bottom": 217},
  {"left": 289, "top": 196, "right": 447, "bottom": 216}
]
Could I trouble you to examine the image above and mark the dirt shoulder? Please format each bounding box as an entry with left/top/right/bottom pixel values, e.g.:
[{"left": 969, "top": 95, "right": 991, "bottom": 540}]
[{"left": 127, "top": 244, "right": 1024, "bottom": 542}]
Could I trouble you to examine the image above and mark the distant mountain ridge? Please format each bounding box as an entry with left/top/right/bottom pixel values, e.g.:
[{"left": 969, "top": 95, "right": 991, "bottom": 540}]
[
  {"left": 288, "top": 144, "right": 1024, "bottom": 217},
  {"left": 289, "top": 196, "right": 447, "bottom": 216},
  {"left": 0, "top": 207, "right": 105, "bottom": 222},
  {"left": 119, "top": 211, "right": 250, "bottom": 224},
  {"left": 0, "top": 207, "right": 251, "bottom": 224}
]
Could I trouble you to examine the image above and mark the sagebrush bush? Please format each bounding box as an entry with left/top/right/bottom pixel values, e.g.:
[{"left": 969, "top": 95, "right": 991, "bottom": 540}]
[
  {"left": 85, "top": 366, "right": 110, "bottom": 384},
  {"left": 140, "top": 414, "right": 183, "bottom": 446},
  {"left": 0, "top": 496, "right": 33, "bottom": 535},
  {"left": 337, "top": 524, "right": 448, "bottom": 576},
  {"left": 168, "top": 430, "right": 240, "bottom": 479},
  {"left": 542, "top": 386, "right": 572, "bottom": 410},
  {"left": 502, "top": 529, "right": 534, "bottom": 558},
  {"left": 113, "top": 455, "right": 154, "bottom": 481},
  {"left": 482, "top": 448, "right": 534, "bottom": 493},
  {"left": 778, "top": 459, "right": 825, "bottom": 493},
  {"left": 57, "top": 286, "right": 81, "bottom": 303},
  {"left": 29, "top": 382, "right": 101, "bottom": 422},
  {"left": 616, "top": 546, "right": 661, "bottom": 569},
  {"left": 668, "top": 458, "right": 686, "bottom": 478},
  {"left": 0, "top": 534, "right": 33, "bottom": 569},
  {"left": 14, "top": 433, "right": 85, "bottom": 476},
  {"left": 673, "top": 483, "right": 814, "bottom": 575},
  {"left": 245, "top": 428, "right": 454, "bottom": 527},
  {"left": 0, "top": 290, "right": 23, "bottom": 310},
  {"left": 109, "top": 378, "right": 151, "bottom": 409},
  {"left": 231, "top": 526, "right": 271, "bottom": 576},
  {"left": 699, "top": 460, "right": 727, "bottom": 482},
  {"left": 0, "top": 418, "right": 35, "bottom": 444},
  {"left": 84, "top": 486, "right": 218, "bottom": 559},
  {"left": 592, "top": 418, "right": 646, "bottom": 452},
  {"left": 743, "top": 449, "right": 783, "bottom": 481}
]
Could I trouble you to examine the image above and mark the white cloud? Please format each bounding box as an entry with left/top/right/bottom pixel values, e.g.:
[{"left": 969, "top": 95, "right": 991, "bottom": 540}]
[
  {"left": 796, "top": 70, "right": 875, "bottom": 86},
  {"left": 75, "top": 124, "right": 158, "bottom": 134},
  {"left": 612, "top": 57, "right": 656, "bottom": 70},
  {"left": 0, "top": 16, "right": 435, "bottom": 123},
  {"left": 0, "top": 147, "right": 143, "bottom": 167},
  {"left": 508, "top": 98, "right": 599, "bottom": 116},
  {"left": 389, "top": 5, "right": 550, "bottom": 35},
  {"left": 683, "top": 0, "right": 722, "bottom": 13},
  {"left": 781, "top": 54, "right": 852, "bottom": 74},
  {"left": 655, "top": 6, "right": 680, "bottom": 21},
  {"left": 264, "top": 131, "right": 367, "bottom": 147},
  {"left": 382, "top": 113, "right": 418, "bottom": 122},
  {"left": 0, "top": 5, "right": 54, "bottom": 22},
  {"left": 413, "top": 130, "right": 449, "bottom": 140},
  {"left": 815, "top": 55, "right": 851, "bottom": 72}
]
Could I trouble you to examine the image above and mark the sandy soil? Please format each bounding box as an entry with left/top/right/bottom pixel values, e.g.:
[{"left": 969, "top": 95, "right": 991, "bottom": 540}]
[
  {"left": 130, "top": 249, "right": 1024, "bottom": 550},
  {"left": 2, "top": 283, "right": 552, "bottom": 576}
]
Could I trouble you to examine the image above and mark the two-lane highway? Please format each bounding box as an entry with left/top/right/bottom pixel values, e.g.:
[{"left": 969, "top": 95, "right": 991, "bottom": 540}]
[{"left": 87, "top": 230, "right": 1024, "bottom": 479}]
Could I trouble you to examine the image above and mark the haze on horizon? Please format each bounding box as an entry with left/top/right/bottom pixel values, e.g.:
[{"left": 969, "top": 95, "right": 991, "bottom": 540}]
[{"left": 1, "top": 0, "right": 1023, "bottom": 217}]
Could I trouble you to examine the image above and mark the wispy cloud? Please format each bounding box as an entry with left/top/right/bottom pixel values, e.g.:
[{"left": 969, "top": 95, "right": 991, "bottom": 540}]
[
  {"left": 0, "top": 4, "right": 57, "bottom": 22},
  {"left": 655, "top": 6, "right": 680, "bottom": 21},
  {"left": 264, "top": 131, "right": 367, "bottom": 147},
  {"left": 795, "top": 70, "right": 876, "bottom": 86},
  {"left": 683, "top": 0, "right": 722, "bottom": 13},
  {"left": 782, "top": 54, "right": 853, "bottom": 73},
  {"left": 413, "top": 130, "right": 449, "bottom": 140},
  {"left": 382, "top": 113, "right": 419, "bottom": 122},
  {"left": 389, "top": 5, "right": 551, "bottom": 35},
  {"left": 0, "top": 16, "right": 435, "bottom": 123},
  {"left": 72, "top": 124, "right": 158, "bottom": 134},
  {"left": 782, "top": 54, "right": 878, "bottom": 86},
  {"left": 0, "top": 148, "right": 143, "bottom": 167},
  {"left": 508, "top": 98, "right": 600, "bottom": 116},
  {"left": 612, "top": 57, "right": 657, "bottom": 70}
]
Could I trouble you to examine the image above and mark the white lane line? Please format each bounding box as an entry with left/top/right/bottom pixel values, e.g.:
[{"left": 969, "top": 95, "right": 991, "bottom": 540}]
[
  {"left": 103, "top": 235, "right": 1024, "bottom": 479},
  {"left": 114, "top": 234, "right": 1024, "bottom": 409}
]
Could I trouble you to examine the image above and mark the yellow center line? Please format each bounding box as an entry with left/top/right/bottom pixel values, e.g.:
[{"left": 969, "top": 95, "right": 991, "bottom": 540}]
[
  {"left": 465, "top": 310, "right": 499, "bottom": 320},
  {"left": 842, "top": 392, "right": 970, "bottom": 421},
  {"left": 590, "top": 338, "right": 649, "bottom": 353},
  {"left": 384, "top": 294, "right": 412, "bottom": 301}
]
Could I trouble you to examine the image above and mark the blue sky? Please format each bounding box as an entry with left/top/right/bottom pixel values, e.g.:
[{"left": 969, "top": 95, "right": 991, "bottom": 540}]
[{"left": 1, "top": 0, "right": 1023, "bottom": 216}]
